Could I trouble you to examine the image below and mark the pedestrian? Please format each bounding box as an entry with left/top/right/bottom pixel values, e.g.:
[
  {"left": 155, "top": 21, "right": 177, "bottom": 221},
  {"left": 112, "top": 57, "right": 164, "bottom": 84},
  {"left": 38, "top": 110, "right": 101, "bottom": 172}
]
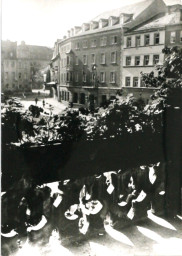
[
  {"left": 42, "top": 99, "right": 45, "bottom": 108},
  {"left": 35, "top": 97, "right": 38, "bottom": 105}
]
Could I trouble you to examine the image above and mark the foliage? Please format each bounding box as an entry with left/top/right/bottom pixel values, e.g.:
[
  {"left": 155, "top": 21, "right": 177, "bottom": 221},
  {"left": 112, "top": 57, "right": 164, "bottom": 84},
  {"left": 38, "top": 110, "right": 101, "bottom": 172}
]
[
  {"left": 2, "top": 47, "right": 181, "bottom": 147},
  {"left": 29, "top": 105, "right": 43, "bottom": 118},
  {"left": 141, "top": 46, "right": 182, "bottom": 108}
]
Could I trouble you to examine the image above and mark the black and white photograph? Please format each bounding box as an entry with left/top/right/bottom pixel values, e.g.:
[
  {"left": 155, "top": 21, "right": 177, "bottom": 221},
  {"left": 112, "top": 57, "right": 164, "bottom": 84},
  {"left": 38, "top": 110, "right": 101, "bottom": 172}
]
[{"left": 1, "top": 0, "right": 182, "bottom": 255}]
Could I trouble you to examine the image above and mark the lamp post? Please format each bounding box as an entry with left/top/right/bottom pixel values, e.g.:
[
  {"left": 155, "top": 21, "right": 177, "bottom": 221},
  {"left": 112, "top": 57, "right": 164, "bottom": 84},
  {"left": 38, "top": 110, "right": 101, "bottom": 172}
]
[{"left": 92, "top": 64, "right": 99, "bottom": 107}]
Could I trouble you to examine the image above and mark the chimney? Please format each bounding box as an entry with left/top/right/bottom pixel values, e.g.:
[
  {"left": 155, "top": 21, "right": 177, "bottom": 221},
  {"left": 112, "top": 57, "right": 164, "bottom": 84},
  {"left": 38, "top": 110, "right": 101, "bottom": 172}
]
[{"left": 67, "top": 30, "right": 70, "bottom": 38}]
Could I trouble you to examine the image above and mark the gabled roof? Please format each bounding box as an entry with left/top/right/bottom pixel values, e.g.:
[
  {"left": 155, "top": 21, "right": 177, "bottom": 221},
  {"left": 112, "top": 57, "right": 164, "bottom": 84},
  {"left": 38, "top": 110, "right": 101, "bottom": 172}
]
[
  {"left": 91, "top": 0, "right": 154, "bottom": 22},
  {"left": 133, "top": 12, "right": 180, "bottom": 31}
]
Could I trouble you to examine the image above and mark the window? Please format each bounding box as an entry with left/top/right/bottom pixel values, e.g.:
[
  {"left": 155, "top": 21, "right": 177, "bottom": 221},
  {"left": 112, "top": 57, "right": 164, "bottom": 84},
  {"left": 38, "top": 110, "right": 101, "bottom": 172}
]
[
  {"left": 101, "top": 53, "right": 106, "bottom": 64},
  {"left": 144, "top": 34, "right": 150, "bottom": 46},
  {"left": 66, "top": 72, "right": 70, "bottom": 82},
  {"left": 144, "top": 55, "right": 149, "bottom": 65},
  {"left": 73, "top": 93, "right": 78, "bottom": 103},
  {"left": 125, "top": 77, "right": 131, "bottom": 86},
  {"left": 75, "top": 42, "right": 80, "bottom": 49},
  {"left": 75, "top": 56, "right": 78, "bottom": 65},
  {"left": 100, "top": 37, "right": 107, "bottom": 46},
  {"left": 102, "top": 95, "right": 107, "bottom": 103},
  {"left": 83, "top": 40, "right": 88, "bottom": 48},
  {"left": 91, "top": 54, "right": 95, "bottom": 64},
  {"left": 80, "top": 93, "right": 85, "bottom": 104},
  {"left": 111, "top": 52, "right": 117, "bottom": 63},
  {"left": 154, "top": 33, "right": 160, "bottom": 45},
  {"left": 83, "top": 73, "right": 87, "bottom": 82},
  {"left": 111, "top": 36, "right": 117, "bottom": 44},
  {"left": 19, "top": 62, "right": 21, "bottom": 68},
  {"left": 110, "top": 72, "right": 116, "bottom": 83},
  {"left": 127, "top": 37, "right": 131, "bottom": 47},
  {"left": 12, "top": 84, "right": 15, "bottom": 88},
  {"left": 6, "top": 84, "right": 9, "bottom": 89},
  {"left": 140, "top": 78, "right": 145, "bottom": 87},
  {"left": 153, "top": 55, "right": 159, "bottom": 65},
  {"left": 135, "top": 36, "right": 141, "bottom": 47},
  {"left": 5, "top": 61, "right": 9, "bottom": 67},
  {"left": 19, "top": 84, "right": 22, "bottom": 89},
  {"left": 75, "top": 72, "right": 79, "bottom": 82},
  {"left": 133, "top": 77, "right": 139, "bottom": 87},
  {"left": 12, "top": 72, "right": 15, "bottom": 80},
  {"left": 135, "top": 56, "right": 140, "bottom": 66},
  {"left": 83, "top": 55, "right": 87, "bottom": 65},
  {"left": 170, "top": 32, "right": 176, "bottom": 43},
  {"left": 24, "top": 73, "right": 27, "bottom": 80},
  {"left": 63, "top": 73, "right": 66, "bottom": 82},
  {"left": 10, "top": 52, "right": 13, "bottom": 57},
  {"left": 180, "top": 31, "right": 182, "bottom": 43},
  {"left": 5, "top": 72, "right": 8, "bottom": 80},
  {"left": 91, "top": 39, "right": 97, "bottom": 47},
  {"left": 11, "top": 61, "right": 15, "bottom": 68},
  {"left": 91, "top": 72, "right": 95, "bottom": 82},
  {"left": 66, "top": 56, "right": 70, "bottom": 65},
  {"left": 100, "top": 72, "right": 105, "bottom": 83},
  {"left": 126, "top": 56, "right": 131, "bottom": 66}
]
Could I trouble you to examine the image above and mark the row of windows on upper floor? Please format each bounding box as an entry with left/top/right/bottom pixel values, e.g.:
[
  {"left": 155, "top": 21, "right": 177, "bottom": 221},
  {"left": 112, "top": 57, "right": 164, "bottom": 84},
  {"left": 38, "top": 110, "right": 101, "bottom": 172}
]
[
  {"left": 60, "top": 71, "right": 117, "bottom": 84},
  {"left": 125, "top": 31, "right": 182, "bottom": 48},
  {"left": 59, "top": 52, "right": 118, "bottom": 68},
  {"left": 59, "top": 36, "right": 118, "bottom": 53},
  {"left": 3, "top": 61, "right": 40, "bottom": 68},
  {"left": 126, "top": 33, "right": 161, "bottom": 48},
  {"left": 4, "top": 72, "right": 29, "bottom": 80},
  {"left": 4, "top": 84, "right": 28, "bottom": 89},
  {"left": 125, "top": 54, "right": 161, "bottom": 66},
  {"left": 124, "top": 76, "right": 147, "bottom": 87}
]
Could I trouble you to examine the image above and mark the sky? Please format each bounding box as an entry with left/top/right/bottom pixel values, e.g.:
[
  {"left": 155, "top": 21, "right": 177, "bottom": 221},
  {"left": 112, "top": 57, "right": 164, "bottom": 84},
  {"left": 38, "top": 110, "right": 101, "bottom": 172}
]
[{"left": 1, "top": 0, "right": 181, "bottom": 48}]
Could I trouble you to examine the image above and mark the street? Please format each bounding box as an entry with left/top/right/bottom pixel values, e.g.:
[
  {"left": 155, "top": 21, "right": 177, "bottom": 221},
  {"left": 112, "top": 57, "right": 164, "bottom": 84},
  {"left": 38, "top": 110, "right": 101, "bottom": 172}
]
[{"left": 20, "top": 90, "right": 67, "bottom": 115}]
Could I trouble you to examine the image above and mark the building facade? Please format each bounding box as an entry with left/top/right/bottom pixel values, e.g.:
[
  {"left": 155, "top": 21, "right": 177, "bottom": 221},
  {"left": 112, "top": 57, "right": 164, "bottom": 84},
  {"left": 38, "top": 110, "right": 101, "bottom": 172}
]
[
  {"left": 1, "top": 41, "right": 53, "bottom": 93},
  {"left": 49, "top": 0, "right": 182, "bottom": 107},
  {"left": 1, "top": 41, "right": 18, "bottom": 92},
  {"left": 122, "top": 3, "right": 182, "bottom": 99}
]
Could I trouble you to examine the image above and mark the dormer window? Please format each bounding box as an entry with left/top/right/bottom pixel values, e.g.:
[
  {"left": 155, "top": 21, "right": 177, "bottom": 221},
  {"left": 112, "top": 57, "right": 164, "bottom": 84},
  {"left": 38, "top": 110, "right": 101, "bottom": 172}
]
[
  {"left": 99, "top": 19, "right": 108, "bottom": 28},
  {"left": 120, "top": 13, "right": 133, "bottom": 24},
  {"left": 109, "top": 16, "right": 119, "bottom": 26},
  {"left": 82, "top": 23, "right": 90, "bottom": 32},
  {"left": 74, "top": 26, "right": 81, "bottom": 34},
  {"left": 90, "top": 21, "right": 99, "bottom": 30}
]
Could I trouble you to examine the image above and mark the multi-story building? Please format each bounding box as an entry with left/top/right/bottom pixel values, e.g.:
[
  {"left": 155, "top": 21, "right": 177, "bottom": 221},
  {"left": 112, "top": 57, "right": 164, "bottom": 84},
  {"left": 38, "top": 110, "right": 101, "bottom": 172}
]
[
  {"left": 1, "top": 41, "right": 53, "bottom": 92},
  {"left": 49, "top": 0, "right": 182, "bottom": 107},
  {"left": 1, "top": 41, "right": 18, "bottom": 92},
  {"left": 122, "top": 3, "right": 182, "bottom": 99}
]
